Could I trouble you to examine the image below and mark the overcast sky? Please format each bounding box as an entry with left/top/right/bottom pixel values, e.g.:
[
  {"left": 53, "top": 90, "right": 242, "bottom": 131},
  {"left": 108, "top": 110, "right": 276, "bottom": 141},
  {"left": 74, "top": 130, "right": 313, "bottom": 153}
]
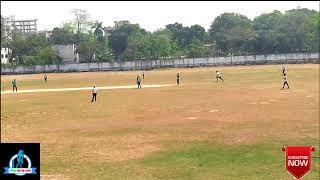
[{"left": 1, "top": 1, "right": 319, "bottom": 32}]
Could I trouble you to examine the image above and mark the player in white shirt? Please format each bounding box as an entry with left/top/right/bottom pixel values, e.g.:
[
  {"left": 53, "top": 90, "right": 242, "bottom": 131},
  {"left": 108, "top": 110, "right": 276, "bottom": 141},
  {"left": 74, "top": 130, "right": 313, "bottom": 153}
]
[
  {"left": 216, "top": 70, "right": 224, "bottom": 82},
  {"left": 91, "top": 86, "right": 97, "bottom": 102},
  {"left": 281, "top": 73, "right": 290, "bottom": 89}
]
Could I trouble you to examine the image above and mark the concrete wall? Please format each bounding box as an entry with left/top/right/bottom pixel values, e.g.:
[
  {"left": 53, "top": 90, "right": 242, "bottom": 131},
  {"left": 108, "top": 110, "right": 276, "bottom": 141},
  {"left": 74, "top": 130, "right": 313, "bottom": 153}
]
[
  {"left": 53, "top": 45, "right": 76, "bottom": 64},
  {"left": 2, "top": 52, "right": 319, "bottom": 75}
]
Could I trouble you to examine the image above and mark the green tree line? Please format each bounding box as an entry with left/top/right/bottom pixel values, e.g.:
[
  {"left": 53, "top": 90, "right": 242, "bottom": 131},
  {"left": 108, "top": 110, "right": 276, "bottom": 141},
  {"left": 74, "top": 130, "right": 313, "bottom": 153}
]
[{"left": 1, "top": 8, "right": 319, "bottom": 66}]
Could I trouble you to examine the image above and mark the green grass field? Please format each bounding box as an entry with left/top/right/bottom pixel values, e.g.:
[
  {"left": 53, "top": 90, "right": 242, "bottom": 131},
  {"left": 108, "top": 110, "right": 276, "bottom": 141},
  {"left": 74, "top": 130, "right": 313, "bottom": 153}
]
[{"left": 1, "top": 64, "right": 319, "bottom": 179}]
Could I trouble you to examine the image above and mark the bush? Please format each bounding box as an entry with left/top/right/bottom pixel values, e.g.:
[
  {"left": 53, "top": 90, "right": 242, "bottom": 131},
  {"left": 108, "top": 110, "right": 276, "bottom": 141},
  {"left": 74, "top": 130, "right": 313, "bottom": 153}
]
[
  {"left": 1, "top": 63, "right": 19, "bottom": 69},
  {"left": 96, "top": 48, "right": 114, "bottom": 62},
  {"left": 21, "top": 55, "right": 39, "bottom": 66},
  {"left": 19, "top": 47, "right": 61, "bottom": 66},
  {"left": 187, "top": 40, "right": 209, "bottom": 58},
  {"left": 36, "top": 47, "right": 62, "bottom": 65}
]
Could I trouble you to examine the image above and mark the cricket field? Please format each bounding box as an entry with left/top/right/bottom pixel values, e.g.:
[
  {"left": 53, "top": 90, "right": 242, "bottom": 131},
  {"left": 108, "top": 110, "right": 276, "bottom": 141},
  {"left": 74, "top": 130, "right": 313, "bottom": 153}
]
[{"left": 1, "top": 64, "right": 319, "bottom": 179}]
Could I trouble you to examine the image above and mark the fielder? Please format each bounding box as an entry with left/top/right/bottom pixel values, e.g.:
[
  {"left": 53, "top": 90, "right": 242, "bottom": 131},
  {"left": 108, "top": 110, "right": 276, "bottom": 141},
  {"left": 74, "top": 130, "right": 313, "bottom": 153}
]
[
  {"left": 91, "top": 86, "right": 97, "bottom": 102},
  {"left": 282, "top": 64, "right": 286, "bottom": 75},
  {"left": 12, "top": 79, "right": 18, "bottom": 92},
  {"left": 216, "top": 70, "right": 224, "bottom": 82},
  {"left": 176, "top": 73, "right": 180, "bottom": 85},
  {"left": 281, "top": 73, "right": 290, "bottom": 89},
  {"left": 44, "top": 74, "right": 48, "bottom": 83},
  {"left": 136, "top": 75, "right": 142, "bottom": 88}
]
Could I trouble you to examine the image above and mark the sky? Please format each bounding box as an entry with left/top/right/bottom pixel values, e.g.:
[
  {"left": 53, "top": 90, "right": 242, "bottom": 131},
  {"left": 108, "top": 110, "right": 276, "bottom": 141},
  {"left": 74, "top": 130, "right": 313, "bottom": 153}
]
[{"left": 1, "top": 1, "right": 319, "bottom": 32}]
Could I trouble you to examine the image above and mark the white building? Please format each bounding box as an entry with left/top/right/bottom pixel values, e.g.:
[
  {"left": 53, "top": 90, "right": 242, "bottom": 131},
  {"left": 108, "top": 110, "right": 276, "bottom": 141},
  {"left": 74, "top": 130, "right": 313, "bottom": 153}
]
[
  {"left": 1, "top": 48, "right": 12, "bottom": 64},
  {"left": 4, "top": 15, "right": 38, "bottom": 35},
  {"left": 103, "top": 20, "right": 130, "bottom": 36},
  {"left": 53, "top": 44, "right": 78, "bottom": 63},
  {"left": 114, "top": 20, "right": 130, "bottom": 29}
]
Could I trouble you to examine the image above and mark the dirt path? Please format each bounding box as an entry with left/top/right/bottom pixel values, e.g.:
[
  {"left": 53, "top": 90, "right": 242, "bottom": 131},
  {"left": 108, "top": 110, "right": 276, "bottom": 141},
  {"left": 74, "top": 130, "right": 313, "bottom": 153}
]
[{"left": 1, "top": 84, "right": 175, "bottom": 94}]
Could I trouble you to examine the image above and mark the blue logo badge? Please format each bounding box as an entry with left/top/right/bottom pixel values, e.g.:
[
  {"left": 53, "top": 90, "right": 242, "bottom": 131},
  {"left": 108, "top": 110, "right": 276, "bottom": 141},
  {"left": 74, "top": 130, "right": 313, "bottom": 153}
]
[{"left": 3, "top": 150, "right": 37, "bottom": 176}]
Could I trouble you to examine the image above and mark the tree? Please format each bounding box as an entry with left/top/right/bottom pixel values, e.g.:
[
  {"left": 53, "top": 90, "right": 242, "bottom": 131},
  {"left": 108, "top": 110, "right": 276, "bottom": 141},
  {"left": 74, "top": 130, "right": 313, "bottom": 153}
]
[
  {"left": 276, "top": 8, "right": 319, "bottom": 52},
  {"left": 71, "top": 9, "right": 90, "bottom": 34},
  {"left": 62, "top": 21, "right": 77, "bottom": 32},
  {"left": 108, "top": 23, "right": 146, "bottom": 60},
  {"left": 252, "top": 10, "right": 283, "bottom": 53},
  {"left": 108, "top": 31, "right": 128, "bottom": 60},
  {"left": 51, "top": 27, "right": 75, "bottom": 45},
  {"left": 96, "top": 47, "right": 114, "bottom": 62},
  {"left": 36, "top": 47, "right": 62, "bottom": 65},
  {"left": 19, "top": 47, "right": 61, "bottom": 66},
  {"left": 123, "top": 33, "right": 146, "bottom": 60},
  {"left": 117, "top": 24, "right": 144, "bottom": 36},
  {"left": 153, "top": 29, "right": 178, "bottom": 57},
  {"left": 71, "top": 9, "right": 91, "bottom": 45},
  {"left": 77, "top": 33, "right": 99, "bottom": 62},
  {"left": 165, "top": 23, "right": 206, "bottom": 49},
  {"left": 73, "top": 20, "right": 114, "bottom": 63},
  {"left": 209, "top": 13, "right": 255, "bottom": 55},
  {"left": 7, "top": 31, "right": 60, "bottom": 65},
  {"left": 4, "top": 7, "right": 319, "bottom": 66},
  {"left": 187, "top": 39, "right": 209, "bottom": 58},
  {"left": 149, "top": 33, "right": 172, "bottom": 59},
  {"left": 8, "top": 32, "right": 50, "bottom": 63},
  {"left": 189, "top": 24, "right": 205, "bottom": 42},
  {"left": 20, "top": 55, "right": 39, "bottom": 66},
  {"left": 253, "top": 10, "right": 282, "bottom": 31},
  {"left": 7, "top": 31, "right": 29, "bottom": 63},
  {"left": 165, "top": 22, "right": 185, "bottom": 48},
  {"left": 303, "top": 13, "right": 320, "bottom": 51},
  {"left": 122, "top": 31, "right": 173, "bottom": 61},
  {"left": 28, "top": 33, "right": 52, "bottom": 51},
  {"left": 91, "top": 22, "right": 114, "bottom": 62}
]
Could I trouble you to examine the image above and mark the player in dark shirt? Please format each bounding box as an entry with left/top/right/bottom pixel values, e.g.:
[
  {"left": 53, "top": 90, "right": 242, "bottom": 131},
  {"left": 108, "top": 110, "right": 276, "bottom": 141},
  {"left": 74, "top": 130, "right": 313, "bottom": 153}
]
[
  {"left": 281, "top": 73, "right": 290, "bottom": 89},
  {"left": 44, "top": 74, "right": 48, "bottom": 83},
  {"left": 12, "top": 79, "right": 18, "bottom": 92},
  {"left": 137, "top": 75, "right": 142, "bottom": 88},
  {"left": 176, "top": 73, "right": 180, "bottom": 85},
  {"left": 282, "top": 64, "right": 286, "bottom": 75}
]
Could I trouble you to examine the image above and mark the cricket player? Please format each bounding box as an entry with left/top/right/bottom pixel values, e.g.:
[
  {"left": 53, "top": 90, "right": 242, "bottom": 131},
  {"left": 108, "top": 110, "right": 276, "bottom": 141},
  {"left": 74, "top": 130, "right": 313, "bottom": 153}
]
[
  {"left": 142, "top": 72, "right": 145, "bottom": 79},
  {"left": 16, "top": 150, "right": 24, "bottom": 168},
  {"left": 91, "top": 86, "right": 97, "bottom": 102},
  {"left": 282, "top": 64, "right": 286, "bottom": 75},
  {"left": 281, "top": 73, "right": 290, "bottom": 89},
  {"left": 176, "top": 73, "right": 180, "bottom": 85},
  {"left": 136, "top": 75, "right": 142, "bottom": 88},
  {"left": 216, "top": 70, "right": 224, "bottom": 82},
  {"left": 12, "top": 79, "right": 18, "bottom": 92},
  {"left": 44, "top": 74, "right": 48, "bottom": 83}
]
